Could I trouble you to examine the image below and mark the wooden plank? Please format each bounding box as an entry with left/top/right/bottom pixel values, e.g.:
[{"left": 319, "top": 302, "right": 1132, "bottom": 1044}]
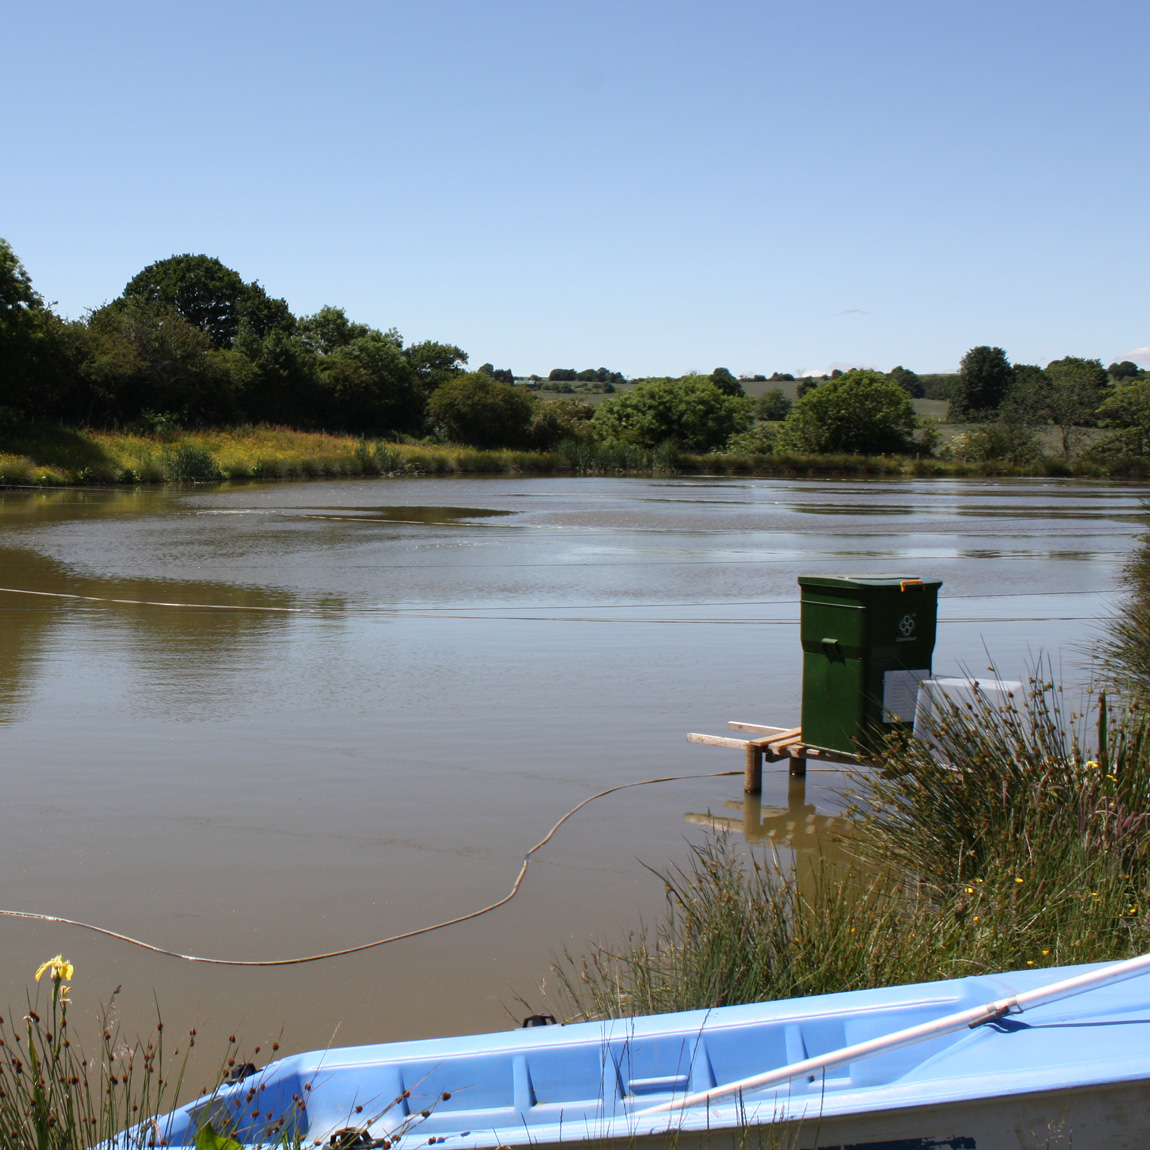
[
  {"left": 727, "top": 722, "right": 792, "bottom": 736},
  {"left": 687, "top": 733, "right": 748, "bottom": 749}
]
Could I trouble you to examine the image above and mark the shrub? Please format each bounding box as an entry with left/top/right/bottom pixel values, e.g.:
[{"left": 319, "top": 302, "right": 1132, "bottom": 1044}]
[
  {"left": 591, "top": 376, "right": 747, "bottom": 451},
  {"left": 428, "top": 372, "right": 534, "bottom": 449},
  {"left": 777, "top": 370, "right": 917, "bottom": 454}
]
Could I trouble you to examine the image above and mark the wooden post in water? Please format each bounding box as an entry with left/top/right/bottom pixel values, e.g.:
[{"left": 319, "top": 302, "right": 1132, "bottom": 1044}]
[
  {"left": 744, "top": 741, "right": 763, "bottom": 794},
  {"left": 789, "top": 747, "right": 807, "bottom": 778}
]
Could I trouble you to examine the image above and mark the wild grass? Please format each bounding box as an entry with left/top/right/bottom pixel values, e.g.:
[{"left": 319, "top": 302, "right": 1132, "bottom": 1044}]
[
  {"left": 3, "top": 421, "right": 1149, "bottom": 486},
  {"left": 0, "top": 956, "right": 226, "bottom": 1150},
  {"left": 551, "top": 672, "right": 1150, "bottom": 1022}
]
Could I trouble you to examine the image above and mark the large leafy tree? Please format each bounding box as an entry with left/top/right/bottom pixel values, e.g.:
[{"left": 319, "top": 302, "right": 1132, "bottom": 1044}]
[
  {"left": 1042, "top": 356, "right": 1109, "bottom": 459},
  {"left": 319, "top": 333, "right": 424, "bottom": 434},
  {"left": 0, "top": 238, "right": 49, "bottom": 412},
  {"left": 777, "top": 369, "right": 918, "bottom": 455},
  {"left": 82, "top": 298, "right": 242, "bottom": 424},
  {"left": 591, "top": 375, "right": 747, "bottom": 451},
  {"left": 428, "top": 372, "right": 535, "bottom": 448},
  {"left": 948, "top": 346, "right": 1014, "bottom": 421},
  {"left": 405, "top": 339, "right": 468, "bottom": 394},
  {"left": 123, "top": 254, "right": 292, "bottom": 349}
]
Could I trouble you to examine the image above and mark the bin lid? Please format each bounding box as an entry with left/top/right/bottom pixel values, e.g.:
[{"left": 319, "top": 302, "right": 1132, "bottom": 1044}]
[{"left": 798, "top": 574, "right": 943, "bottom": 590}]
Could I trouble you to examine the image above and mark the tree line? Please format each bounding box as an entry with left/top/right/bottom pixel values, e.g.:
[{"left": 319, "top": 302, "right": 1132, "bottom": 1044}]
[{"left": 2, "top": 239, "right": 1146, "bottom": 461}]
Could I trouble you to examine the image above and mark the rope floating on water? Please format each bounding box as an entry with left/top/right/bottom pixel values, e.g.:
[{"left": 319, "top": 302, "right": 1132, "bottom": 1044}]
[
  {"left": 0, "top": 584, "right": 1099, "bottom": 624},
  {"left": 0, "top": 770, "right": 743, "bottom": 967}
]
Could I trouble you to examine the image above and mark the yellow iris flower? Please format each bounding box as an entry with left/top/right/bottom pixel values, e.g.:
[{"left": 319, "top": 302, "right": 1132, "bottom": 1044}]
[{"left": 34, "top": 955, "right": 74, "bottom": 983}]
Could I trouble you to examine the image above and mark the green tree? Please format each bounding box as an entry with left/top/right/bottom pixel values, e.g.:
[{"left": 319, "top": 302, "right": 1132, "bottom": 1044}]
[
  {"left": 123, "top": 254, "right": 292, "bottom": 349},
  {"left": 0, "top": 238, "right": 59, "bottom": 418},
  {"left": 239, "top": 327, "right": 322, "bottom": 426},
  {"left": 1098, "top": 378, "right": 1150, "bottom": 456},
  {"left": 756, "top": 389, "right": 792, "bottom": 421},
  {"left": 709, "top": 367, "right": 745, "bottom": 397},
  {"left": 527, "top": 398, "right": 595, "bottom": 449},
  {"left": 591, "top": 375, "right": 747, "bottom": 451},
  {"left": 1109, "top": 361, "right": 1143, "bottom": 381},
  {"left": 776, "top": 369, "right": 918, "bottom": 455},
  {"left": 1043, "top": 356, "right": 1109, "bottom": 460},
  {"left": 82, "top": 297, "right": 241, "bottom": 424},
  {"left": 887, "top": 365, "right": 924, "bottom": 397},
  {"left": 948, "top": 346, "right": 1014, "bottom": 421},
  {"left": 428, "top": 372, "right": 535, "bottom": 448},
  {"left": 404, "top": 340, "right": 468, "bottom": 394},
  {"left": 296, "top": 306, "right": 374, "bottom": 354},
  {"left": 319, "top": 333, "right": 424, "bottom": 434}
]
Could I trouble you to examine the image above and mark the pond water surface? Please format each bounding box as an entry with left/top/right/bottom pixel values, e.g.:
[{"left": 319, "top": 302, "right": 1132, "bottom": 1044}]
[{"left": 0, "top": 475, "right": 1139, "bottom": 1064}]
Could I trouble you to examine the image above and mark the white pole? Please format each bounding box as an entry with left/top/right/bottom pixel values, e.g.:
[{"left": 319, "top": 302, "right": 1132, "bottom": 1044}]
[{"left": 639, "top": 953, "right": 1150, "bottom": 1117}]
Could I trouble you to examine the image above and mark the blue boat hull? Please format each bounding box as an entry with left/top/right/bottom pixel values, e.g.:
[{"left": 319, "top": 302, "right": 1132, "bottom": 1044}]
[{"left": 140, "top": 963, "right": 1150, "bottom": 1149}]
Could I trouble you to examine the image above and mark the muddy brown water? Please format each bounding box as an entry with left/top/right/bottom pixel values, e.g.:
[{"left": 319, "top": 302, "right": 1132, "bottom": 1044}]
[{"left": 0, "top": 475, "right": 1139, "bottom": 1074}]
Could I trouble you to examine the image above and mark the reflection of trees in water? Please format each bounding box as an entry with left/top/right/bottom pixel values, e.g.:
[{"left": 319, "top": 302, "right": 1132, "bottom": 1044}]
[{"left": 0, "top": 525, "right": 319, "bottom": 721}]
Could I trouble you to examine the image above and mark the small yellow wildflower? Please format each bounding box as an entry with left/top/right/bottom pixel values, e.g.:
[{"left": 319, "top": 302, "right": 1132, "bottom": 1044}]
[
  {"left": 973, "top": 916, "right": 980, "bottom": 922},
  {"left": 1085, "top": 761, "right": 1100, "bottom": 769},
  {"left": 1015, "top": 877, "right": 1024, "bottom": 884},
  {"left": 964, "top": 887, "right": 974, "bottom": 894},
  {"left": 1042, "top": 949, "right": 1050, "bottom": 955},
  {"left": 1027, "top": 960, "right": 1035, "bottom": 966},
  {"left": 34, "top": 955, "right": 73, "bottom": 983}
]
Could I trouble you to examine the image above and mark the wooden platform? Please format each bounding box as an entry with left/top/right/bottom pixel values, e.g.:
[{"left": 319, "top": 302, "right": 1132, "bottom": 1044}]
[{"left": 686, "top": 722, "right": 863, "bottom": 793}]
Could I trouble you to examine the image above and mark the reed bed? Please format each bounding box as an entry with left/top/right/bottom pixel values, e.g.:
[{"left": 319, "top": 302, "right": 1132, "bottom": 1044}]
[{"left": 551, "top": 669, "right": 1150, "bottom": 1022}]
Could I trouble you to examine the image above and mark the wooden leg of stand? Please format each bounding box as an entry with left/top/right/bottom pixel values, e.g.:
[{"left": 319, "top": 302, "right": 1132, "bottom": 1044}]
[{"left": 744, "top": 742, "right": 763, "bottom": 794}]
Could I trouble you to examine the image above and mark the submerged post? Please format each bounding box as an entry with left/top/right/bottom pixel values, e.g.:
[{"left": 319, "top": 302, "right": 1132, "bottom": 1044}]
[{"left": 744, "top": 741, "right": 763, "bottom": 794}]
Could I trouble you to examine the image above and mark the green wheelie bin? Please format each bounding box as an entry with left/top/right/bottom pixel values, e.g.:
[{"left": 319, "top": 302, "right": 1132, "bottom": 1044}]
[{"left": 798, "top": 574, "right": 942, "bottom": 759}]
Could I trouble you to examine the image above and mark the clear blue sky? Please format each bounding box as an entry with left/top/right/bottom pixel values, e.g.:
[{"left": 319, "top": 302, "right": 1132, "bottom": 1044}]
[{"left": 4, "top": 0, "right": 1147, "bottom": 377}]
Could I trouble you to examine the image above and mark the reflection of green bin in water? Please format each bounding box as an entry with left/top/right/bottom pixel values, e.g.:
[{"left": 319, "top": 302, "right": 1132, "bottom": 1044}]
[{"left": 798, "top": 574, "right": 942, "bottom": 758}]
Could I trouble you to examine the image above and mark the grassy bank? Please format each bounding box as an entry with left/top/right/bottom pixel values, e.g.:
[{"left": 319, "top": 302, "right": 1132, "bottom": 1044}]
[
  {"left": 543, "top": 533, "right": 1150, "bottom": 1023},
  {"left": 3, "top": 423, "right": 1150, "bottom": 486},
  {"left": 550, "top": 678, "right": 1150, "bottom": 1022}
]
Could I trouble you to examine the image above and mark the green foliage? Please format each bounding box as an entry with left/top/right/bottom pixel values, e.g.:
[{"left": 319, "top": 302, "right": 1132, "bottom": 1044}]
[
  {"left": 755, "top": 388, "right": 792, "bottom": 421},
  {"left": 404, "top": 340, "right": 468, "bottom": 394},
  {"left": 590, "top": 375, "right": 747, "bottom": 451},
  {"left": 1097, "top": 378, "right": 1150, "bottom": 456},
  {"left": 709, "top": 367, "right": 744, "bottom": 396},
  {"left": 1109, "top": 360, "right": 1145, "bottom": 381},
  {"left": 296, "top": 305, "right": 375, "bottom": 354},
  {"left": 318, "top": 333, "right": 424, "bottom": 435},
  {"left": 1042, "top": 357, "right": 1109, "bottom": 460},
  {"left": 428, "top": 371, "right": 535, "bottom": 448},
  {"left": 776, "top": 369, "right": 918, "bottom": 454},
  {"left": 942, "top": 421, "right": 1043, "bottom": 466},
  {"left": 82, "top": 298, "right": 243, "bottom": 425},
  {"left": 0, "top": 238, "right": 53, "bottom": 416},
  {"left": 723, "top": 424, "right": 777, "bottom": 454},
  {"left": 527, "top": 398, "right": 595, "bottom": 449},
  {"left": 886, "top": 365, "right": 923, "bottom": 397},
  {"left": 918, "top": 373, "right": 957, "bottom": 401},
  {"left": 948, "top": 346, "right": 1014, "bottom": 421},
  {"left": 122, "top": 254, "right": 291, "bottom": 350}
]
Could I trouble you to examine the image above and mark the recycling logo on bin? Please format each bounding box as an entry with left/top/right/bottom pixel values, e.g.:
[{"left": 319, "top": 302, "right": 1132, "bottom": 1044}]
[{"left": 897, "top": 612, "right": 916, "bottom": 640}]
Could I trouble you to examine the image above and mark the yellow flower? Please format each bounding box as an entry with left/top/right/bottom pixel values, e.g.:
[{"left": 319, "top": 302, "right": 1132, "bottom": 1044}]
[
  {"left": 964, "top": 887, "right": 974, "bottom": 894},
  {"left": 1042, "top": 949, "right": 1050, "bottom": 955},
  {"left": 973, "top": 915, "right": 980, "bottom": 922},
  {"left": 34, "top": 955, "right": 73, "bottom": 983},
  {"left": 1085, "top": 761, "right": 1100, "bottom": 769},
  {"left": 1015, "top": 877, "right": 1024, "bottom": 884}
]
